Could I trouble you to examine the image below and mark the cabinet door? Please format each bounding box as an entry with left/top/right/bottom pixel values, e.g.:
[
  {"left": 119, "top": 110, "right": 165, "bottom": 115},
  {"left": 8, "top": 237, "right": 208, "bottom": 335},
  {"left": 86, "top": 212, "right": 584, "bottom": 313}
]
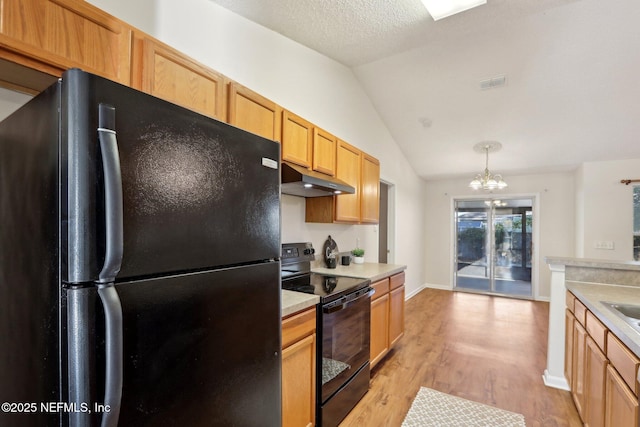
[
  {"left": 228, "top": 82, "right": 282, "bottom": 142},
  {"left": 335, "top": 140, "right": 361, "bottom": 223},
  {"left": 370, "top": 293, "right": 389, "bottom": 368},
  {"left": 585, "top": 336, "right": 608, "bottom": 427},
  {"left": 281, "top": 110, "right": 312, "bottom": 168},
  {"left": 360, "top": 153, "right": 380, "bottom": 224},
  {"left": 312, "top": 127, "right": 336, "bottom": 176},
  {"left": 0, "top": 0, "right": 131, "bottom": 84},
  {"left": 132, "top": 36, "right": 226, "bottom": 120},
  {"left": 565, "top": 309, "right": 574, "bottom": 387},
  {"left": 282, "top": 334, "right": 316, "bottom": 427},
  {"left": 605, "top": 365, "right": 639, "bottom": 427},
  {"left": 572, "top": 321, "right": 587, "bottom": 421},
  {"left": 389, "top": 285, "right": 405, "bottom": 348}
]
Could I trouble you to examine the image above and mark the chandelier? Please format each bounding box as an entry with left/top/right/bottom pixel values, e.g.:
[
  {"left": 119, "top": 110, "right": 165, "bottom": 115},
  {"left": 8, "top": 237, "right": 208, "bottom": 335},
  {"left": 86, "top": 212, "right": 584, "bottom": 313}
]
[{"left": 468, "top": 142, "right": 508, "bottom": 191}]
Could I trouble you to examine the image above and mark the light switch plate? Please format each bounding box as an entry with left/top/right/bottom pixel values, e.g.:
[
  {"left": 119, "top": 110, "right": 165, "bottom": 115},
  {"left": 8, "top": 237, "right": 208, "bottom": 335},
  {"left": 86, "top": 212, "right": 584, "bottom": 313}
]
[{"left": 594, "top": 240, "right": 615, "bottom": 250}]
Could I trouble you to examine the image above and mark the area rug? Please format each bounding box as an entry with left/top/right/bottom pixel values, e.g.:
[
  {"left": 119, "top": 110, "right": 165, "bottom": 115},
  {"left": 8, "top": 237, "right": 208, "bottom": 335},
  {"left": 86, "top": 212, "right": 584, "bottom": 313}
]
[{"left": 402, "top": 387, "right": 526, "bottom": 427}]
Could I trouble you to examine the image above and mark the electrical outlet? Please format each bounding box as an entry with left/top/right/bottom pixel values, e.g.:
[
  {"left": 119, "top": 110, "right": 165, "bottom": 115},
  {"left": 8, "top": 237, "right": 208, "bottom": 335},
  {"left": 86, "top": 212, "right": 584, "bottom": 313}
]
[{"left": 594, "top": 240, "right": 615, "bottom": 250}]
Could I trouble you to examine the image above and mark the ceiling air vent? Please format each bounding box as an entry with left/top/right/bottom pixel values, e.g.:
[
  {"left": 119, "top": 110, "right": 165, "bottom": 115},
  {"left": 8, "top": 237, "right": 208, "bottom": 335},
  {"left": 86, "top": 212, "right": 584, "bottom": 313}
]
[{"left": 480, "top": 75, "right": 507, "bottom": 90}]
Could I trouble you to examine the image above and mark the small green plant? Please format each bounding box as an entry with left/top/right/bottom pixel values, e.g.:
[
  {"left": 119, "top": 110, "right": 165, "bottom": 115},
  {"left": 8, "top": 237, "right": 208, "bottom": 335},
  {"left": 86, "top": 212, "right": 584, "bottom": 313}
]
[{"left": 351, "top": 248, "right": 365, "bottom": 257}]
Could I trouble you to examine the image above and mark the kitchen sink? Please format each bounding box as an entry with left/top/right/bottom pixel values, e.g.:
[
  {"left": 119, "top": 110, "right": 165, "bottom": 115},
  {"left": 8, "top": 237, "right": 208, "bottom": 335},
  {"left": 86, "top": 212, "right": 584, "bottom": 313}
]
[{"left": 602, "top": 302, "right": 640, "bottom": 332}]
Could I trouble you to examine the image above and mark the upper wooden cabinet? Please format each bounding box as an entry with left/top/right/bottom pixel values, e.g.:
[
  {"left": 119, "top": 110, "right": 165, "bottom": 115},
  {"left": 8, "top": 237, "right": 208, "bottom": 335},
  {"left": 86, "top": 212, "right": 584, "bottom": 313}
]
[
  {"left": 282, "top": 110, "right": 337, "bottom": 178},
  {"left": 0, "top": 0, "right": 382, "bottom": 209},
  {"left": 305, "top": 141, "right": 380, "bottom": 224},
  {"left": 334, "top": 140, "right": 362, "bottom": 223},
  {"left": 0, "top": 0, "right": 132, "bottom": 84},
  {"left": 361, "top": 153, "right": 380, "bottom": 224},
  {"left": 282, "top": 110, "right": 312, "bottom": 168},
  {"left": 131, "top": 35, "right": 226, "bottom": 120},
  {"left": 312, "top": 127, "right": 336, "bottom": 176},
  {"left": 228, "top": 82, "right": 281, "bottom": 142}
]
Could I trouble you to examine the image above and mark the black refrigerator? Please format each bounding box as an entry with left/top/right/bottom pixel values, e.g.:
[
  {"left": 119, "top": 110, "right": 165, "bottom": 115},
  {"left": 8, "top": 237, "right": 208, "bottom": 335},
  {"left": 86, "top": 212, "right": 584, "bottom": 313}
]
[{"left": 0, "top": 69, "right": 282, "bottom": 427}]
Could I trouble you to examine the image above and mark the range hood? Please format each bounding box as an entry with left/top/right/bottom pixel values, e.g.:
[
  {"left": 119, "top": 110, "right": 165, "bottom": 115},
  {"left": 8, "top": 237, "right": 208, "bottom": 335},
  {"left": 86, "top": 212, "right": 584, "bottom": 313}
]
[{"left": 281, "top": 161, "right": 355, "bottom": 197}]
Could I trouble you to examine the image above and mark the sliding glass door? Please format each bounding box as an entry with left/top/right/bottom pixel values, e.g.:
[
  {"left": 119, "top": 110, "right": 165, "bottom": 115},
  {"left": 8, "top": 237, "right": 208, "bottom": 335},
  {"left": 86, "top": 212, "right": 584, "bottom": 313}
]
[{"left": 455, "top": 198, "right": 533, "bottom": 298}]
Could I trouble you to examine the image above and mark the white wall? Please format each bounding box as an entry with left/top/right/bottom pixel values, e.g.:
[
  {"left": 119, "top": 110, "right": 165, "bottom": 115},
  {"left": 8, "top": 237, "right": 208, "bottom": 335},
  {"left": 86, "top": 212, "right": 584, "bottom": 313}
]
[
  {"left": 424, "top": 171, "right": 575, "bottom": 299},
  {"left": 84, "top": 0, "right": 156, "bottom": 35},
  {"left": 84, "top": 0, "right": 427, "bottom": 295},
  {"left": 0, "top": 88, "right": 32, "bottom": 121},
  {"left": 575, "top": 159, "right": 640, "bottom": 260}
]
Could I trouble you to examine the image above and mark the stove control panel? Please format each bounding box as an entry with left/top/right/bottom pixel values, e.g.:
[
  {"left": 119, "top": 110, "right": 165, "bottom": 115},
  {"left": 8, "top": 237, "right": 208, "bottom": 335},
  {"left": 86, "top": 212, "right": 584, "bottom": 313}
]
[{"left": 282, "top": 242, "right": 315, "bottom": 263}]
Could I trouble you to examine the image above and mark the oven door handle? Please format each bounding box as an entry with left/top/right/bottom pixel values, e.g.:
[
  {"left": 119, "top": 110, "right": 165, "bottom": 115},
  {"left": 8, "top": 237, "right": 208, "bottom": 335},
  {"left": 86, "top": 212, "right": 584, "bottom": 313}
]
[{"left": 323, "top": 288, "right": 374, "bottom": 314}]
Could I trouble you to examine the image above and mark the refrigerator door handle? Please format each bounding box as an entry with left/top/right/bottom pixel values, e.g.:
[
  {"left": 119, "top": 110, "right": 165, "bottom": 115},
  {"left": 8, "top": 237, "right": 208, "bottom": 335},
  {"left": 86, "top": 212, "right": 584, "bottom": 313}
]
[
  {"left": 98, "top": 284, "right": 123, "bottom": 427},
  {"left": 96, "top": 104, "right": 124, "bottom": 427},
  {"left": 97, "top": 103, "right": 124, "bottom": 283}
]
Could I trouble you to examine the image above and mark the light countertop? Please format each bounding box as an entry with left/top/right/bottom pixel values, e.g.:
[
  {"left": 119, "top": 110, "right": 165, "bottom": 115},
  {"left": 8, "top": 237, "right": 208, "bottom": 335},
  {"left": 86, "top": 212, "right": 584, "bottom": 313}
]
[
  {"left": 566, "top": 281, "right": 640, "bottom": 358},
  {"left": 281, "top": 290, "right": 319, "bottom": 318},
  {"left": 546, "top": 256, "right": 640, "bottom": 272},
  {"left": 311, "top": 262, "right": 406, "bottom": 283}
]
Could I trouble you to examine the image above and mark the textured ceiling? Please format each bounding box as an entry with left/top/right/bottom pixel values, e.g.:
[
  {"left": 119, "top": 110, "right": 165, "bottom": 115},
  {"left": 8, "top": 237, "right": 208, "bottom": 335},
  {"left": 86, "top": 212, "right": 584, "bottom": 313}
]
[
  {"left": 209, "top": 0, "right": 640, "bottom": 180},
  {"left": 209, "top": 0, "right": 580, "bottom": 67}
]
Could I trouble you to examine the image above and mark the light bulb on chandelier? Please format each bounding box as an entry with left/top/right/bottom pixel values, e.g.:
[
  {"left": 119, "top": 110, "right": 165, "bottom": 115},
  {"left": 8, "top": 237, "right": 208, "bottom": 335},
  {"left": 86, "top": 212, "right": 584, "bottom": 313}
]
[{"left": 468, "top": 141, "right": 508, "bottom": 191}]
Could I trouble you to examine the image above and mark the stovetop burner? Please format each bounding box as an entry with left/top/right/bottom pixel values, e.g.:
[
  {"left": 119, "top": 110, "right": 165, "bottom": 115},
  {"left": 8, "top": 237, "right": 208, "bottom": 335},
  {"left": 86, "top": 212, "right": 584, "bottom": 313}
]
[{"left": 282, "top": 273, "right": 370, "bottom": 303}]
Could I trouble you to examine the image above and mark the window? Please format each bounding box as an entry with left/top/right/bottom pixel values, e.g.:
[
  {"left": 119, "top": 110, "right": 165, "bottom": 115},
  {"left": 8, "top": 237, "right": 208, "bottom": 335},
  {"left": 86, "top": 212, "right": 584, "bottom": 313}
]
[{"left": 634, "top": 186, "right": 640, "bottom": 261}]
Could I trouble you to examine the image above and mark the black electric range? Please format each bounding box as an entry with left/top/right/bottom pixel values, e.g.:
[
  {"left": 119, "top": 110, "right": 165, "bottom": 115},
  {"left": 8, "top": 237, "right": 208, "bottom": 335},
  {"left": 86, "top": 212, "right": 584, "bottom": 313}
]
[
  {"left": 281, "top": 242, "right": 373, "bottom": 427},
  {"left": 281, "top": 242, "right": 370, "bottom": 303}
]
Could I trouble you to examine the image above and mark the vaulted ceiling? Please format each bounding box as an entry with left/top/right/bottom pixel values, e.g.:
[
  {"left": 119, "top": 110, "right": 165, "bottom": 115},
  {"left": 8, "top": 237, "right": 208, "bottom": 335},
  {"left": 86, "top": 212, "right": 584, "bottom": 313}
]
[{"left": 210, "top": 0, "right": 640, "bottom": 180}]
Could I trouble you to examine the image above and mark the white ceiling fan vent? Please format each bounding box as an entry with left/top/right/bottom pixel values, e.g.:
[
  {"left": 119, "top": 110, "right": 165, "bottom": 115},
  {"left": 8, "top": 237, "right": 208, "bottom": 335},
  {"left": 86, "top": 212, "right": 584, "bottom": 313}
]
[{"left": 480, "top": 75, "right": 507, "bottom": 90}]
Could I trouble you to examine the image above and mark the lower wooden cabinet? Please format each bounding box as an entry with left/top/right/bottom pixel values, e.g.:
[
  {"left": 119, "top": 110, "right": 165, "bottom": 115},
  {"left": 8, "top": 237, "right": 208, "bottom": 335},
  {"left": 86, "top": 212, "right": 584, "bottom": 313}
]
[
  {"left": 571, "top": 301, "right": 587, "bottom": 420},
  {"left": 282, "top": 307, "right": 316, "bottom": 427},
  {"left": 370, "top": 290, "right": 389, "bottom": 368},
  {"left": 565, "top": 308, "right": 575, "bottom": 387},
  {"left": 370, "top": 272, "right": 405, "bottom": 369},
  {"left": 566, "top": 291, "right": 640, "bottom": 427},
  {"left": 605, "top": 365, "right": 639, "bottom": 427},
  {"left": 585, "top": 336, "right": 608, "bottom": 427},
  {"left": 389, "top": 274, "right": 405, "bottom": 348}
]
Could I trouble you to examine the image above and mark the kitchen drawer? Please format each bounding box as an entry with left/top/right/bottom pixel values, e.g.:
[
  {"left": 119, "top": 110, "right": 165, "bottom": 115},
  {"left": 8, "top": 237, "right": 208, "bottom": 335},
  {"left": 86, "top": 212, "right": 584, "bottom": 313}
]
[
  {"left": 566, "top": 290, "right": 576, "bottom": 314},
  {"left": 586, "top": 310, "right": 608, "bottom": 352},
  {"left": 371, "top": 278, "right": 390, "bottom": 301},
  {"left": 282, "top": 307, "right": 316, "bottom": 349},
  {"left": 390, "top": 272, "right": 405, "bottom": 291},
  {"left": 607, "top": 332, "right": 640, "bottom": 396},
  {"left": 574, "top": 298, "right": 587, "bottom": 327}
]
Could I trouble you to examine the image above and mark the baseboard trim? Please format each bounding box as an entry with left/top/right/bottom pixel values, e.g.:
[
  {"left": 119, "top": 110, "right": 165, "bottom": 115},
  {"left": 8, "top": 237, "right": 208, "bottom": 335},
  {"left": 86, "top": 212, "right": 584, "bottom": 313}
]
[
  {"left": 405, "top": 285, "right": 426, "bottom": 300},
  {"left": 542, "top": 370, "right": 570, "bottom": 391},
  {"left": 424, "top": 282, "right": 452, "bottom": 291}
]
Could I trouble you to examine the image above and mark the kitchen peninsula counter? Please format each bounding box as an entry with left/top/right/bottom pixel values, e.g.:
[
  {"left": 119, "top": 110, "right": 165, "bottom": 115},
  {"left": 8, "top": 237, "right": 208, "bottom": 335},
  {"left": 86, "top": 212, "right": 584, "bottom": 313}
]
[
  {"left": 311, "top": 262, "right": 406, "bottom": 282},
  {"left": 565, "top": 281, "right": 640, "bottom": 357},
  {"left": 544, "top": 256, "right": 640, "bottom": 389}
]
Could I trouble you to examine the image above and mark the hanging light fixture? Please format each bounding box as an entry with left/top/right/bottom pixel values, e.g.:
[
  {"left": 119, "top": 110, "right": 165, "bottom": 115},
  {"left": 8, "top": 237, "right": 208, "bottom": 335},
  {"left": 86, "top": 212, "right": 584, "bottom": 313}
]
[{"left": 469, "top": 141, "right": 508, "bottom": 191}]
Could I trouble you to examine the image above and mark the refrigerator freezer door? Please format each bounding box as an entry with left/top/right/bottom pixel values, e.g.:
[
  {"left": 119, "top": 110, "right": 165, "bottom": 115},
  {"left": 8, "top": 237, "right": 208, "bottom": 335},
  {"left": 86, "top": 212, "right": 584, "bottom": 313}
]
[
  {"left": 62, "top": 70, "right": 280, "bottom": 283},
  {"left": 111, "top": 262, "right": 281, "bottom": 426},
  {"left": 0, "top": 79, "right": 61, "bottom": 427}
]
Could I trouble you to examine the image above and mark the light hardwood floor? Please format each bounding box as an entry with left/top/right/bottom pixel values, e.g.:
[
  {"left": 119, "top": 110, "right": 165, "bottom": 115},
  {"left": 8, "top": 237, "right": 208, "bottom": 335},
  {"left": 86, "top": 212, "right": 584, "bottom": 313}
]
[{"left": 340, "top": 288, "right": 582, "bottom": 427}]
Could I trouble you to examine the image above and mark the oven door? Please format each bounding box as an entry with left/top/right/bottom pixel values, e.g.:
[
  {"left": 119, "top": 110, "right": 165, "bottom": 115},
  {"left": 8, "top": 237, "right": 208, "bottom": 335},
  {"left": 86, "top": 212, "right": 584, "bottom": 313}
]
[{"left": 320, "top": 287, "right": 373, "bottom": 403}]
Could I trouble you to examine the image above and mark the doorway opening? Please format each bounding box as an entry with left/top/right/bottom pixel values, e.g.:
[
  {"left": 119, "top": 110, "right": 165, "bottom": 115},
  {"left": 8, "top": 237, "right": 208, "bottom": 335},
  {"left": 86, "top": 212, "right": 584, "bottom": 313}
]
[
  {"left": 454, "top": 197, "right": 534, "bottom": 299},
  {"left": 378, "top": 181, "right": 395, "bottom": 264}
]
